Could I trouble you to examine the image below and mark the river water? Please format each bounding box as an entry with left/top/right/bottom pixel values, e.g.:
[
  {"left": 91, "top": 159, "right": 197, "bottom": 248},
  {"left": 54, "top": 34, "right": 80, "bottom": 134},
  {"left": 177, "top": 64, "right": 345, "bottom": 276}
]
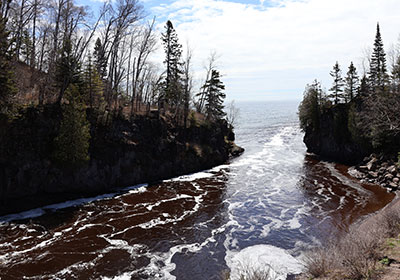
[{"left": 0, "top": 101, "right": 394, "bottom": 279}]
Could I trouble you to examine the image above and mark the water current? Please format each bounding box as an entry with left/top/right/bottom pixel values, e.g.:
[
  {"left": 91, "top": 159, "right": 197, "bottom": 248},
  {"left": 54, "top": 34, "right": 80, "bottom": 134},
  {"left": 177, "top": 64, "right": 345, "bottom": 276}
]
[{"left": 0, "top": 101, "right": 394, "bottom": 279}]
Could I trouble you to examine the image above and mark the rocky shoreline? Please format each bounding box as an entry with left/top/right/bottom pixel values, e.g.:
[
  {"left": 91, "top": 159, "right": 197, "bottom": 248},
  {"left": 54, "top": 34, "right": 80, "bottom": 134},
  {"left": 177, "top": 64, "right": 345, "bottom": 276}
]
[{"left": 349, "top": 154, "right": 400, "bottom": 192}]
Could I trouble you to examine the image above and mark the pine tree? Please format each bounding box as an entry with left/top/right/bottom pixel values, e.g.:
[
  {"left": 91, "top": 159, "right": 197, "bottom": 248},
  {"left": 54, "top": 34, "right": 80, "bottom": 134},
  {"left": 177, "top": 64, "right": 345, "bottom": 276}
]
[
  {"left": 328, "top": 61, "right": 344, "bottom": 104},
  {"left": 203, "top": 69, "right": 226, "bottom": 121},
  {"left": 359, "top": 74, "right": 370, "bottom": 97},
  {"left": 298, "top": 80, "right": 324, "bottom": 132},
  {"left": 392, "top": 55, "right": 400, "bottom": 93},
  {"left": 344, "top": 62, "right": 359, "bottom": 102},
  {"left": 93, "top": 38, "right": 107, "bottom": 80},
  {"left": 368, "top": 23, "right": 388, "bottom": 93},
  {"left": 83, "top": 55, "right": 104, "bottom": 109},
  {"left": 53, "top": 85, "right": 91, "bottom": 167},
  {"left": 0, "top": 8, "right": 16, "bottom": 114},
  {"left": 161, "top": 20, "right": 183, "bottom": 107},
  {"left": 56, "top": 39, "right": 81, "bottom": 103}
]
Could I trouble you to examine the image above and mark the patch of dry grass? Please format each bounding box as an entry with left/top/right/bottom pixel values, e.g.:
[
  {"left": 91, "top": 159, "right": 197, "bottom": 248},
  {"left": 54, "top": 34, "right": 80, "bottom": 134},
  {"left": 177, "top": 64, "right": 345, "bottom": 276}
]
[{"left": 303, "top": 207, "right": 400, "bottom": 280}]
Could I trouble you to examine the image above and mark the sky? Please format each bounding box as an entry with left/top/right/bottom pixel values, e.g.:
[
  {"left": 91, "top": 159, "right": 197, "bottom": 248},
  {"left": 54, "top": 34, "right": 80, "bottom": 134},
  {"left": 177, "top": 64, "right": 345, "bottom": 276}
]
[{"left": 79, "top": 0, "right": 400, "bottom": 101}]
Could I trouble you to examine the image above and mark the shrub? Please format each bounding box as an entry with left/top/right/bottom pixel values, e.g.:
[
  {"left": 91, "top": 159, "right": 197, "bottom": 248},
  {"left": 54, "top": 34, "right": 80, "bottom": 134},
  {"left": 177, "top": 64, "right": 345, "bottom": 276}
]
[
  {"left": 223, "top": 264, "right": 275, "bottom": 280},
  {"left": 379, "top": 208, "right": 400, "bottom": 238},
  {"left": 303, "top": 246, "right": 335, "bottom": 278},
  {"left": 304, "top": 225, "right": 384, "bottom": 280}
]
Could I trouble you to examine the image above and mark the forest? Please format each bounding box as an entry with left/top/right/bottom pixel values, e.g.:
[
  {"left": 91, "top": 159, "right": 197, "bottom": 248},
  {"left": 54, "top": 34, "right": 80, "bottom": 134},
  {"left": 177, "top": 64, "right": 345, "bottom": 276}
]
[
  {"left": 299, "top": 23, "right": 400, "bottom": 161},
  {"left": 0, "top": 0, "right": 231, "bottom": 166}
]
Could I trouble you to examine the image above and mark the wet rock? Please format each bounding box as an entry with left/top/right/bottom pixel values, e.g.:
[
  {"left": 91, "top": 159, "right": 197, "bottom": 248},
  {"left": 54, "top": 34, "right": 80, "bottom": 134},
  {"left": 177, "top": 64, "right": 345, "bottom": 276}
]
[
  {"left": 378, "top": 166, "right": 386, "bottom": 172},
  {"left": 388, "top": 165, "right": 397, "bottom": 174},
  {"left": 348, "top": 167, "right": 365, "bottom": 179},
  {"left": 229, "top": 143, "right": 245, "bottom": 157},
  {"left": 381, "top": 162, "right": 389, "bottom": 168},
  {"left": 384, "top": 173, "right": 394, "bottom": 180},
  {"left": 368, "top": 171, "right": 379, "bottom": 178},
  {"left": 393, "top": 178, "right": 400, "bottom": 184},
  {"left": 367, "top": 158, "right": 378, "bottom": 171}
]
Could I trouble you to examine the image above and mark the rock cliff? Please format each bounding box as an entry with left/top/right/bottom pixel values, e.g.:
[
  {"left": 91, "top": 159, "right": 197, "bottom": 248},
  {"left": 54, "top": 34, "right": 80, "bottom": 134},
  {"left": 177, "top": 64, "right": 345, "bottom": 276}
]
[
  {"left": 303, "top": 104, "right": 369, "bottom": 164},
  {"left": 0, "top": 105, "right": 243, "bottom": 213}
]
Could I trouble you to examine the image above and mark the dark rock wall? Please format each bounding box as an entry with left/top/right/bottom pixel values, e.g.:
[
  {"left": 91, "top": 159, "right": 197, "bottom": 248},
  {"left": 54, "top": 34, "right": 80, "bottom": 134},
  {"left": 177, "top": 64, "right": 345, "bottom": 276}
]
[
  {"left": 303, "top": 104, "right": 369, "bottom": 164},
  {"left": 0, "top": 106, "right": 240, "bottom": 202}
]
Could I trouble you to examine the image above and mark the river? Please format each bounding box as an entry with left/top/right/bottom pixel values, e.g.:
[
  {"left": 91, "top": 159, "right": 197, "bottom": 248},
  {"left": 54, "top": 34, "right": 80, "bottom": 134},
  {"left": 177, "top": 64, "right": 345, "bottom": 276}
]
[{"left": 0, "top": 101, "right": 394, "bottom": 279}]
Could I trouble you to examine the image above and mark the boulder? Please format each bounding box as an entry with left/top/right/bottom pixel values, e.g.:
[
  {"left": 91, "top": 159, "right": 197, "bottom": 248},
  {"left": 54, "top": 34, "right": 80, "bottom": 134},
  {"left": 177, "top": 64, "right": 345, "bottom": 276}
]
[
  {"left": 348, "top": 167, "right": 365, "bottom": 179},
  {"left": 378, "top": 167, "right": 386, "bottom": 174},
  {"left": 368, "top": 171, "right": 379, "bottom": 178},
  {"left": 367, "top": 158, "right": 378, "bottom": 171},
  {"left": 384, "top": 173, "right": 394, "bottom": 180},
  {"left": 388, "top": 165, "right": 397, "bottom": 174}
]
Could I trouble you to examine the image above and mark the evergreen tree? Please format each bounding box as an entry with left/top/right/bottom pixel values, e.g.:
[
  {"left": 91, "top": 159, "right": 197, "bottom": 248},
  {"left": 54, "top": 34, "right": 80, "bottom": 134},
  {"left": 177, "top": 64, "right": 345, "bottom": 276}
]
[
  {"left": 359, "top": 75, "right": 370, "bottom": 97},
  {"left": 53, "top": 85, "right": 91, "bottom": 167},
  {"left": 203, "top": 69, "right": 226, "bottom": 121},
  {"left": 161, "top": 20, "right": 183, "bottom": 107},
  {"left": 328, "top": 61, "right": 344, "bottom": 104},
  {"left": 344, "top": 62, "right": 359, "bottom": 102},
  {"left": 93, "top": 38, "right": 107, "bottom": 80},
  {"left": 0, "top": 8, "right": 16, "bottom": 114},
  {"left": 56, "top": 39, "right": 82, "bottom": 103},
  {"left": 298, "top": 80, "right": 324, "bottom": 132},
  {"left": 392, "top": 55, "right": 400, "bottom": 93},
  {"left": 368, "top": 23, "right": 388, "bottom": 93},
  {"left": 83, "top": 55, "right": 104, "bottom": 109}
]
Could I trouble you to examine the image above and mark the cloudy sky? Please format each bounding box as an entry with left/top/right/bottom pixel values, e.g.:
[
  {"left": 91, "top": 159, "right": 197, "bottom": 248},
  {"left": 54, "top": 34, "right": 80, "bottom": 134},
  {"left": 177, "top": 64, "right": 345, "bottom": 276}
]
[{"left": 79, "top": 0, "right": 400, "bottom": 101}]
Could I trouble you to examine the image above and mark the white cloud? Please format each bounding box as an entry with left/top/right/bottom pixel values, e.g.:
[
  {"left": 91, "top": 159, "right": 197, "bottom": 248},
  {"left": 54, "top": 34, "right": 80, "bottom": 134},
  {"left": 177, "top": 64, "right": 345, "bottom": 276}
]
[{"left": 150, "top": 0, "right": 400, "bottom": 101}]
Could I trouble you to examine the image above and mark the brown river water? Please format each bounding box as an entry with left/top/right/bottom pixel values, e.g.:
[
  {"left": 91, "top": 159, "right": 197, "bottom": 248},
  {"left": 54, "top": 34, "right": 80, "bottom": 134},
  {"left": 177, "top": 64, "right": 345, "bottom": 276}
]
[{"left": 0, "top": 101, "right": 394, "bottom": 279}]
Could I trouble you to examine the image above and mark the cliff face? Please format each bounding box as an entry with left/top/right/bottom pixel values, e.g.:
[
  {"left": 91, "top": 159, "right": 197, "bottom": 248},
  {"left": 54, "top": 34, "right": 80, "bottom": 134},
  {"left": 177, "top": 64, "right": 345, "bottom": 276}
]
[
  {"left": 0, "top": 105, "right": 243, "bottom": 205},
  {"left": 303, "top": 104, "right": 369, "bottom": 164}
]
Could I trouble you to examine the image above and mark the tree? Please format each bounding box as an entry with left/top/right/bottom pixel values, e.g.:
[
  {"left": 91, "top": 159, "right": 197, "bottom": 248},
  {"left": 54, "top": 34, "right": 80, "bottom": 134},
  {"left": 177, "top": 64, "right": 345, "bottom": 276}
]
[
  {"left": 129, "top": 18, "right": 157, "bottom": 115},
  {"left": 0, "top": 4, "right": 16, "bottom": 114},
  {"left": 55, "top": 38, "right": 81, "bottom": 103},
  {"left": 161, "top": 20, "right": 183, "bottom": 108},
  {"left": 299, "top": 80, "right": 325, "bottom": 132},
  {"left": 83, "top": 55, "right": 104, "bottom": 109},
  {"left": 368, "top": 23, "right": 388, "bottom": 93},
  {"left": 53, "top": 84, "right": 91, "bottom": 167},
  {"left": 93, "top": 38, "right": 107, "bottom": 80},
  {"left": 203, "top": 69, "right": 226, "bottom": 121},
  {"left": 344, "top": 62, "right": 359, "bottom": 102},
  {"left": 359, "top": 74, "right": 370, "bottom": 97},
  {"left": 226, "top": 100, "right": 240, "bottom": 128},
  {"left": 328, "top": 61, "right": 344, "bottom": 104},
  {"left": 182, "top": 45, "right": 193, "bottom": 127},
  {"left": 196, "top": 51, "right": 219, "bottom": 113},
  {"left": 392, "top": 55, "right": 400, "bottom": 93}
]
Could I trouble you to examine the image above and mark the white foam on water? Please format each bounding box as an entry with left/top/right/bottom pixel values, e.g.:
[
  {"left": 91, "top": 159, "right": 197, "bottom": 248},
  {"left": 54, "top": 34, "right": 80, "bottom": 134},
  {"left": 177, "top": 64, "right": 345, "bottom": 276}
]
[
  {"left": 0, "top": 184, "right": 148, "bottom": 224},
  {"left": 101, "top": 273, "right": 132, "bottom": 280},
  {"left": 0, "top": 208, "right": 46, "bottom": 224},
  {"left": 322, "top": 162, "right": 372, "bottom": 196},
  {"left": 226, "top": 244, "right": 303, "bottom": 280},
  {"left": 164, "top": 164, "right": 228, "bottom": 183}
]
